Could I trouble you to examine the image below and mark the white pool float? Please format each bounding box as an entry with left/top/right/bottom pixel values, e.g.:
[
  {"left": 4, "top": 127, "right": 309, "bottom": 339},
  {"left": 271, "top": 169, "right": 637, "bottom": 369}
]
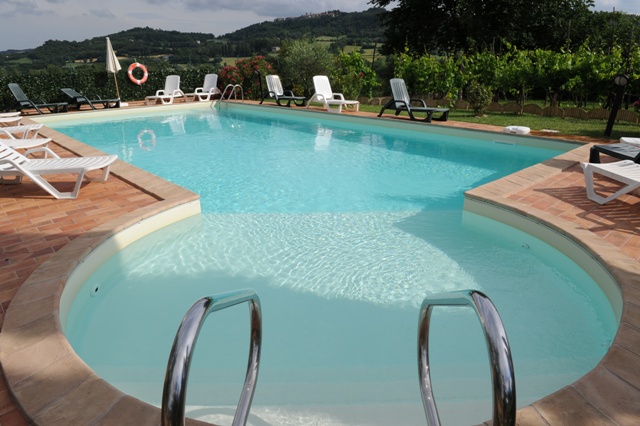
[{"left": 503, "top": 125, "right": 531, "bottom": 135}]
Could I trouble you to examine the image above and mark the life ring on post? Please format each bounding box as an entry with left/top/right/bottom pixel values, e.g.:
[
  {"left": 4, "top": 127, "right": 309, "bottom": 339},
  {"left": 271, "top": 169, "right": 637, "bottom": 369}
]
[
  {"left": 128, "top": 62, "right": 148, "bottom": 85},
  {"left": 138, "top": 129, "right": 156, "bottom": 151}
]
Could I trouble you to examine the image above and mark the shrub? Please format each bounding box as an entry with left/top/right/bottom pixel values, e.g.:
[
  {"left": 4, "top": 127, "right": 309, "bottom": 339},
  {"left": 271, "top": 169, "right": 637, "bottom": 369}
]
[
  {"left": 466, "top": 80, "right": 493, "bottom": 116},
  {"left": 218, "top": 56, "right": 272, "bottom": 100},
  {"left": 330, "top": 51, "right": 379, "bottom": 99}
]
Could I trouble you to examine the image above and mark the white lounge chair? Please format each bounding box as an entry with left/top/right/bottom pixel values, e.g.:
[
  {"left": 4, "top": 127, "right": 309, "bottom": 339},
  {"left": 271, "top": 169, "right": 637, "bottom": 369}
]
[
  {"left": 145, "top": 75, "right": 185, "bottom": 105},
  {"left": 185, "top": 74, "right": 221, "bottom": 101},
  {"left": 0, "top": 116, "right": 21, "bottom": 126},
  {"left": 581, "top": 160, "right": 640, "bottom": 204},
  {"left": 0, "top": 141, "right": 118, "bottom": 199},
  {"left": 307, "top": 75, "right": 359, "bottom": 113},
  {"left": 260, "top": 75, "right": 306, "bottom": 107},
  {"left": 2, "top": 138, "right": 52, "bottom": 152},
  {"left": 378, "top": 78, "right": 449, "bottom": 122},
  {"left": 0, "top": 124, "right": 51, "bottom": 152},
  {"left": 0, "top": 123, "right": 44, "bottom": 139}
]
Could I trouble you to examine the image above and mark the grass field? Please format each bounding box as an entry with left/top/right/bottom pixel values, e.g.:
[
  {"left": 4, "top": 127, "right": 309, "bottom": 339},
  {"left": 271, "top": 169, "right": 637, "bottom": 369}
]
[{"left": 357, "top": 104, "right": 640, "bottom": 141}]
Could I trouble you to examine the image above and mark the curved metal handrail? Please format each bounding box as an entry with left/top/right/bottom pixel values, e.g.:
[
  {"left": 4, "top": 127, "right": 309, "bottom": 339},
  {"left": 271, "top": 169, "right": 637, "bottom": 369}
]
[
  {"left": 220, "top": 84, "right": 244, "bottom": 102},
  {"left": 161, "top": 289, "right": 262, "bottom": 426},
  {"left": 418, "top": 290, "right": 516, "bottom": 426}
]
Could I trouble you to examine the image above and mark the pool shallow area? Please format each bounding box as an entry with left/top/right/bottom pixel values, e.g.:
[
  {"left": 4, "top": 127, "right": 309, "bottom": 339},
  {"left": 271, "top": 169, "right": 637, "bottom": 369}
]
[{"left": 46, "top": 105, "right": 618, "bottom": 425}]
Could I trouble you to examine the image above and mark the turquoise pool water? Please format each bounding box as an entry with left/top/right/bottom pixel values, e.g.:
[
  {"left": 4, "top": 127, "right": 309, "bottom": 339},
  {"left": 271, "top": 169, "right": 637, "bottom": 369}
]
[{"left": 56, "top": 107, "right": 617, "bottom": 425}]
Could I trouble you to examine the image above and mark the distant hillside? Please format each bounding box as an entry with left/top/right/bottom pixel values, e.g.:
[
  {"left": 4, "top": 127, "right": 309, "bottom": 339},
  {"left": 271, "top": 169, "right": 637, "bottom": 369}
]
[
  {"left": 222, "top": 9, "right": 384, "bottom": 43},
  {"left": 0, "top": 8, "right": 385, "bottom": 71}
]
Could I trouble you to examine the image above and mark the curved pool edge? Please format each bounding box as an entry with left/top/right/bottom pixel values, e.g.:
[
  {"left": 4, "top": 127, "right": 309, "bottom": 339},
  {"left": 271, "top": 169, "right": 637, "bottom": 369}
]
[
  {"left": 1, "top": 111, "right": 638, "bottom": 425},
  {"left": 0, "top": 122, "right": 209, "bottom": 425},
  {"left": 466, "top": 142, "right": 640, "bottom": 425}
]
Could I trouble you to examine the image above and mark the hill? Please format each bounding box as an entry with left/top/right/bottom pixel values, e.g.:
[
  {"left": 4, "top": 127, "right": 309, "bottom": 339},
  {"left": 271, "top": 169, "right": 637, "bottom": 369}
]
[{"left": 0, "top": 8, "right": 385, "bottom": 71}]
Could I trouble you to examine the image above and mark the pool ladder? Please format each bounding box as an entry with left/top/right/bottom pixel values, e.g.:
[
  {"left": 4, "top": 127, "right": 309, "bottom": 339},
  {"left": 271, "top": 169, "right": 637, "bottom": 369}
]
[
  {"left": 161, "top": 288, "right": 514, "bottom": 426},
  {"left": 221, "top": 84, "right": 244, "bottom": 102},
  {"left": 418, "top": 290, "right": 516, "bottom": 426},
  {"left": 161, "top": 289, "right": 261, "bottom": 426}
]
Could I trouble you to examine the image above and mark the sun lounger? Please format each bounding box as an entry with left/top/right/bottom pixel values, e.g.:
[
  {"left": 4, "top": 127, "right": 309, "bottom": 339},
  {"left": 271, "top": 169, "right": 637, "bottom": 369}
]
[
  {"left": 2, "top": 138, "right": 52, "bottom": 151},
  {"left": 145, "top": 75, "right": 185, "bottom": 105},
  {"left": 260, "top": 75, "right": 306, "bottom": 107},
  {"left": 184, "top": 74, "right": 221, "bottom": 102},
  {"left": 0, "top": 140, "right": 118, "bottom": 199},
  {"left": 8, "top": 83, "right": 68, "bottom": 114},
  {"left": 0, "top": 124, "right": 44, "bottom": 139},
  {"left": 61, "top": 88, "right": 120, "bottom": 110},
  {"left": 581, "top": 160, "right": 640, "bottom": 204},
  {"left": 307, "top": 75, "right": 359, "bottom": 113},
  {"left": 378, "top": 78, "right": 449, "bottom": 123},
  {"left": 589, "top": 137, "right": 640, "bottom": 163}
]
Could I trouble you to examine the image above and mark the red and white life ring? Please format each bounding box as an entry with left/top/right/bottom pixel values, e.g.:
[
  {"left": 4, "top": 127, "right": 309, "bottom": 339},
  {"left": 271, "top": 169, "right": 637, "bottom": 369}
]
[
  {"left": 128, "top": 62, "right": 148, "bottom": 85},
  {"left": 138, "top": 129, "right": 156, "bottom": 151}
]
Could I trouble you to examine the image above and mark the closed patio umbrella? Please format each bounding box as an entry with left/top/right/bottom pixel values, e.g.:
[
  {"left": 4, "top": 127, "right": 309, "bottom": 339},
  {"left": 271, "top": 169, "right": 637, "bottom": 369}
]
[{"left": 106, "top": 37, "right": 122, "bottom": 100}]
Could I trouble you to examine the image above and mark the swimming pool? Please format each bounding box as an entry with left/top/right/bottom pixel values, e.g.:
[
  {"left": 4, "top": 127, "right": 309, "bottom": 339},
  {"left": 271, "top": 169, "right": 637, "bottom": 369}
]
[{"left": 50, "top": 105, "right": 617, "bottom": 425}]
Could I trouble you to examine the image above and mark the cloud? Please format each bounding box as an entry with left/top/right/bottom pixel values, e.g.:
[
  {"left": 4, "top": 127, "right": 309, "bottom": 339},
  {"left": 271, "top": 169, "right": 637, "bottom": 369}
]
[
  {"left": 89, "top": 8, "right": 116, "bottom": 19},
  {"left": 1, "top": 0, "right": 54, "bottom": 17}
]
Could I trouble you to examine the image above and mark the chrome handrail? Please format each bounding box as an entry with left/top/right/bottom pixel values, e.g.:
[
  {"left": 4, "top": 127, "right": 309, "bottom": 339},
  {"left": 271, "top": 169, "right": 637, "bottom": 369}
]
[
  {"left": 161, "top": 289, "right": 262, "bottom": 426},
  {"left": 220, "top": 84, "right": 244, "bottom": 102},
  {"left": 418, "top": 290, "right": 516, "bottom": 426}
]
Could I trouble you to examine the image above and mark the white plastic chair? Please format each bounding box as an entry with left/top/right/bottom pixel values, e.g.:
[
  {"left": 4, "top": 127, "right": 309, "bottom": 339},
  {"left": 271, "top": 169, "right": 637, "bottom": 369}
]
[
  {"left": 145, "top": 75, "right": 185, "bottom": 105},
  {"left": 306, "top": 75, "right": 359, "bottom": 113},
  {"left": 185, "top": 74, "right": 221, "bottom": 101},
  {"left": 0, "top": 124, "right": 51, "bottom": 152},
  {"left": 377, "top": 78, "right": 449, "bottom": 122},
  {"left": 581, "top": 160, "right": 640, "bottom": 204},
  {"left": 0, "top": 141, "right": 118, "bottom": 199},
  {"left": 260, "top": 75, "right": 306, "bottom": 107},
  {"left": 0, "top": 124, "right": 44, "bottom": 139}
]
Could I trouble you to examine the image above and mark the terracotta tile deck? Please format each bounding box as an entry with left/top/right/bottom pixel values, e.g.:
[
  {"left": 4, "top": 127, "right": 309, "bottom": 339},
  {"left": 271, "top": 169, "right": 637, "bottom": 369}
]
[{"left": 1, "top": 103, "right": 640, "bottom": 425}]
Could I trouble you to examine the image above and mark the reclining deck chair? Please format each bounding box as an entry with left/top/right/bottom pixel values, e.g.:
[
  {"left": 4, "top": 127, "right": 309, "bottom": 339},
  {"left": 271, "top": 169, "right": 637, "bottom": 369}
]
[
  {"left": 589, "top": 137, "right": 640, "bottom": 163},
  {"left": 0, "top": 124, "right": 44, "bottom": 139},
  {"left": 581, "top": 160, "right": 640, "bottom": 204},
  {"left": 61, "top": 88, "right": 120, "bottom": 110},
  {"left": 185, "top": 74, "right": 221, "bottom": 102},
  {"left": 8, "top": 83, "right": 68, "bottom": 115},
  {"left": 378, "top": 79, "right": 449, "bottom": 123},
  {"left": 0, "top": 124, "right": 51, "bottom": 151},
  {"left": 145, "top": 75, "right": 185, "bottom": 105},
  {"left": 307, "top": 76, "right": 359, "bottom": 113},
  {"left": 260, "top": 75, "right": 306, "bottom": 107},
  {"left": 0, "top": 141, "right": 118, "bottom": 199}
]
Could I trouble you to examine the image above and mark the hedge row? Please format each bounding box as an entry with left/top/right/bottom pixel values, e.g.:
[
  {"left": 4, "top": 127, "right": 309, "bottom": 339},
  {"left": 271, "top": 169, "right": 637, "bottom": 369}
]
[{"left": 0, "top": 65, "right": 216, "bottom": 112}]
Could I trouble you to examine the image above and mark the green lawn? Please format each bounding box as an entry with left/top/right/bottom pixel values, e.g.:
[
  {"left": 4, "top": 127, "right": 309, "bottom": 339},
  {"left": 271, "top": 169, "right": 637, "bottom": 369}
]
[{"left": 358, "top": 104, "right": 640, "bottom": 141}]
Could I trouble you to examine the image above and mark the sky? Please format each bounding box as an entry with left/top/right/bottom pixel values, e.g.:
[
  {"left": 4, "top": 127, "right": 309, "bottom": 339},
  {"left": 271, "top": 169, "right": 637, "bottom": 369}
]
[{"left": 0, "top": 0, "right": 638, "bottom": 52}]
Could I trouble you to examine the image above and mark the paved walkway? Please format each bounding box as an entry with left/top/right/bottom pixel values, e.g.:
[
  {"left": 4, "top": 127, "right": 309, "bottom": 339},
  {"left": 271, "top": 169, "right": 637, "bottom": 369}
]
[{"left": 1, "top": 104, "right": 640, "bottom": 425}]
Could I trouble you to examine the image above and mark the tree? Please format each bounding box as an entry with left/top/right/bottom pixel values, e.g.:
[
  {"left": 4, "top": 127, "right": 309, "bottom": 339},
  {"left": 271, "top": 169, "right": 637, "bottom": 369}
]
[
  {"left": 330, "top": 51, "right": 379, "bottom": 98},
  {"left": 279, "top": 39, "right": 333, "bottom": 97},
  {"left": 370, "top": 0, "right": 596, "bottom": 54}
]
